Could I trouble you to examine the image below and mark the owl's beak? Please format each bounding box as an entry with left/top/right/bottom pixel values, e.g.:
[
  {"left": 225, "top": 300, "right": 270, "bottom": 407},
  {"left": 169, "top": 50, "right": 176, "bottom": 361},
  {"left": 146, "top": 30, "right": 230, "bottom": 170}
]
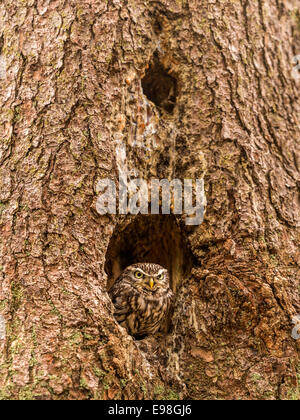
[{"left": 149, "top": 278, "right": 154, "bottom": 288}]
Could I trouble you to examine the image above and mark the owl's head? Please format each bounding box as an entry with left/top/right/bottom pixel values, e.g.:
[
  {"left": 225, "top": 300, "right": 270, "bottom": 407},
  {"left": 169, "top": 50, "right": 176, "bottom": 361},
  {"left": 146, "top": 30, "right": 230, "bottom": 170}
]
[{"left": 124, "top": 263, "right": 170, "bottom": 293}]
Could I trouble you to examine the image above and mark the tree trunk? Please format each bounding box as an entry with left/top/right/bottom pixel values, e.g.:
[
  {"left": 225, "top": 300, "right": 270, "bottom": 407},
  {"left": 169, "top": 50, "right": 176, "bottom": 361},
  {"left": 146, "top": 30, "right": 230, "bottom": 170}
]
[{"left": 0, "top": 0, "right": 299, "bottom": 400}]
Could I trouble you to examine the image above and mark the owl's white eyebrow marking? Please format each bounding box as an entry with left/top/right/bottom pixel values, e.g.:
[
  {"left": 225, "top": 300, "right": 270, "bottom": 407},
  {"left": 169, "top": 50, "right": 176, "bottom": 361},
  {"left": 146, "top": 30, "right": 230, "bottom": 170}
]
[
  {"left": 130, "top": 267, "right": 166, "bottom": 277},
  {"left": 155, "top": 269, "right": 165, "bottom": 277}
]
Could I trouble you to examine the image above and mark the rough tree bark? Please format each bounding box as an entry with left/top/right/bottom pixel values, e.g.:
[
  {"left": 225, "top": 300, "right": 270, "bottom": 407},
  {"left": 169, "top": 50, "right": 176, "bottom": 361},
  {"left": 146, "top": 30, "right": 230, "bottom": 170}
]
[{"left": 0, "top": 0, "right": 299, "bottom": 400}]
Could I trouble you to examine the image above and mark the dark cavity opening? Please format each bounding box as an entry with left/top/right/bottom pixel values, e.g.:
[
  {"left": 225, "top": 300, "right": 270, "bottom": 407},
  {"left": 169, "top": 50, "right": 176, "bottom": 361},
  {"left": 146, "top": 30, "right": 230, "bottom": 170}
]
[
  {"left": 141, "top": 53, "right": 177, "bottom": 114},
  {"left": 105, "top": 215, "right": 193, "bottom": 293},
  {"left": 0, "top": 36, "right": 4, "bottom": 54}
]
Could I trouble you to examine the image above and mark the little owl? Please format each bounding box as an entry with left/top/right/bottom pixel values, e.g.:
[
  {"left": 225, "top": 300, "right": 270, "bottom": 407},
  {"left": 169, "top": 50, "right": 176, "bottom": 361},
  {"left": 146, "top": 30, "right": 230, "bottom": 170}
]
[{"left": 109, "top": 263, "right": 173, "bottom": 338}]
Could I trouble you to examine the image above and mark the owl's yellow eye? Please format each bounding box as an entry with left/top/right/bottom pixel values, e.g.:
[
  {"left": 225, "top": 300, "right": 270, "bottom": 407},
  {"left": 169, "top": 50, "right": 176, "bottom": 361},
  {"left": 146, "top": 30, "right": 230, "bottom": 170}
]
[
  {"left": 134, "top": 271, "right": 144, "bottom": 279},
  {"left": 157, "top": 273, "right": 164, "bottom": 280}
]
